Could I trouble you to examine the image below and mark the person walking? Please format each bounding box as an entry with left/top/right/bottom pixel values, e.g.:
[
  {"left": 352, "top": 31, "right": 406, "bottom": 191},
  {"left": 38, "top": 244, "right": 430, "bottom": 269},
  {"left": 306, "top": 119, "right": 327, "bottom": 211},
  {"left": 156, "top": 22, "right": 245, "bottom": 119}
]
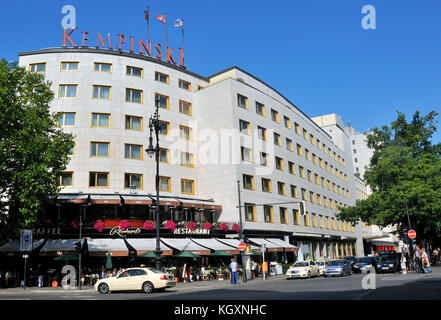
[
  {"left": 421, "top": 248, "right": 431, "bottom": 273},
  {"left": 230, "top": 258, "right": 238, "bottom": 285},
  {"left": 414, "top": 245, "right": 422, "bottom": 273},
  {"left": 400, "top": 253, "right": 407, "bottom": 274}
]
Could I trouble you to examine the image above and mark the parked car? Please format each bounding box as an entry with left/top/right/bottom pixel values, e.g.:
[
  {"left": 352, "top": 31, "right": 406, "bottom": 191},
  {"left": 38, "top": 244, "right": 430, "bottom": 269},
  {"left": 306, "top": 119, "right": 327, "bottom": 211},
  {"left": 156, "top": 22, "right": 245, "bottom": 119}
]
[
  {"left": 314, "top": 260, "right": 329, "bottom": 276},
  {"left": 286, "top": 260, "right": 320, "bottom": 279},
  {"left": 353, "top": 257, "right": 377, "bottom": 273},
  {"left": 344, "top": 256, "right": 357, "bottom": 271},
  {"left": 95, "top": 267, "right": 176, "bottom": 294},
  {"left": 324, "top": 259, "right": 352, "bottom": 277},
  {"left": 374, "top": 252, "right": 399, "bottom": 273}
]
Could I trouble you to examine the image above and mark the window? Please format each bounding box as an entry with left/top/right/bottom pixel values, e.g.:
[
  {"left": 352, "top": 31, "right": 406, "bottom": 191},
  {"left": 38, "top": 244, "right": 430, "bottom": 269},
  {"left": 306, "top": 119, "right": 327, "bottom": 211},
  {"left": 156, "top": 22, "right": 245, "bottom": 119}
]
[
  {"left": 237, "top": 94, "right": 248, "bottom": 109},
  {"left": 304, "top": 213, "right": 310, "bottom": 226},
  {"left": 354, "top": 158, "right": 358, "bottom": 163},
  {"left": 305, "top": 149, "right": 311, "bottom": 161},
  {"left": 301, "top": 188, "right": 307, "bottom": 201},
  {"left": 352, "top": 140, "right": 355, "bottom": 145},
  {"left": 124, "top": 173, "right": 143, "bottom": 189},
  {"left": 181, "top": 179, "right": 194, "bottom": 194},
  {"left": 91, "top": 113, "right": 110, "bottom": 128},
  {"left": 94, "top": 62, "right": 112, "bottom": 73},
  {"left": 159, "top": 148, "right": 169, "bottom": 163},
  {"left": 315, "top": 174, "right": 319, "bottom": 185},
  {"left": 262, "top": 178, "right": 272, "bottom": 193},
  {"left": 179, "top": 100, "right": 192, "bottom": 115},
  {"left": 57, "top": 112, "right": 76, "bottom": 127},
  {"left": 179, "top": 79, "right": 191, "bottom": 91},
  {"left": 271, "top": 109, "right": 279, "bottom": 123},
  {"left": 324, "top": 196, "right": 328, "bottom": 207},
  {"left": 353, "top": 149, "right": 357, "bottom": 154},
  {"left": 299, "top": 166, "right": 305, "bottom": 178},
  {"left": 319, "top": 158, "right": 324, "bottom": 168},
  {"left": 317, "top": 139, "right": 322, "bottom": 150},
  {"left": 93, "top": 85, "right": 111, "bottom": 100},
  {"left": 310, "top": 134, "right": 316, "bottom": 145},
  {"left": 286, "top": 138, "right": 293, "bottom": 151},
  {"left": 326, "top": 217, "right": 331, "bottom": 229},
  {"left": 277, "top": 182, "right": 286, "bottom": 196},
  {"left": 317, "top": 194, "right": 322, "bottom": 206},
  {"left": 293, "top": 209, "right": 301, "bottom": 225},
  {"left": 126, "top": 65, "right": 143, "bottom": 77},
  {"left": 89, "top": 172, "right": 109, "bottom": 188},
  {"left": 90, "top": 142, "right": 109, "bottom": 157},
  {"left": 303, "top": 129, "right": 309, "bottom": 140},
  {"left": 313, "top": 154, "right": 318, "bottom": 165},
  {"left": 264, "top": 205, "right": 273, "bottom": 223},
  {"left": 257, "top": 126, "right": 267, "bottom": 141},
  {"left": 310, "top": 191, "right": 315, "bottom": 203},
  {"left": 275, "top": 157, "right": 284, "bottom": 171},
  {"left": 256, "top": 102, "right": 265, "bottom": 116},
  {"left": 312, "top": 213, "right": 317, "bottom": 228},
  {"left": 290, "top": 185, "right": 298, "bottom": 198},
  {"left": 125, "top": 88, "right": 142, "bottom": 103},
  {"left": 158, "top": 120, "right": 169, "bottom": 135},
  {"left": 296, "top": 144, "right": 303, "bottom": 156},
  {"left": 280, "top": 207, "right": 288, "bottom": 224},
  {"left": 158, "top": 176, "right": 171, "bottom": 192},
  {"left": 29, "top": 62, "right": 46, "bottom": 73},
  {"left": 239, "top": 119, "right": 251, "bottom": 135},
  {"left": 241, "top": 147, "right": 252, "bottom": 163},
  {"left": 322, "top": 177, "right": 326, "bottom": 188},
  {"left": 332, "top": 218, "right": 336, "bottom": 230},
  {"left": 284, "top": 116, "right": 291, "bottom": 129},
  {"left": 243, "top": 174, "right": 255, "bottom": 190},
  {"left": 155, "top": 93, "right": 169, "bottom": 109},
  {"left": 124, "top": 144, "right": 142, "bottom": 160},
  {"left": 61, "top": 61, "right": 79, "bottom": 71},
  {"left": 307, "top": 170, "right": 312, "bottom": 182},
  {"left": 179, "top": 125, "right": 192, "bottom": 141},
  {"left": 125, "top": 115, "right": 142, "bottom": 131},
  {"left": 294, "top": 122, "right": 300, "bottom": 135},
  {"left": 68, "top": 143, "right": 75, "bottom": 157},
  {"left": 155, "top": 72, "right": 169, "bottom": 83},
  {"left": 244, "top": 203, "right": 256, "bottom": 222},
  {"left": 260, "top": 152, "right": 269, "bottom": 166},
  {"left": 180, "top": 152, "right": 194, "bottom": 167},
  {"left": 59, "top": 172, "right": 73, "bottom": 187},
  {"left": 274, "top": 133, "right": 282, "bottom": 146},
  {"left": 59, "top": 84, "right": 78, "bottom": 98},
  {"left": 288, "top": 161, "right": 296, "bottom": 175}
]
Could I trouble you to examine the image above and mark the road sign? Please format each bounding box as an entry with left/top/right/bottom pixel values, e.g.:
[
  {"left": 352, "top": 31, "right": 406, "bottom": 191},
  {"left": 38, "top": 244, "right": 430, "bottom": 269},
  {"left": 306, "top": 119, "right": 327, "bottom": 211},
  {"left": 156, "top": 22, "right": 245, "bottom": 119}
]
[
  {"left": 238, "top": 242, "right": 247, "bottom": 251},
  {"left": 20, "top": 229, "right": 33, "bottom": 252},
  {"left": 408, "top": 229, "right": 416, "bottom": 239}
]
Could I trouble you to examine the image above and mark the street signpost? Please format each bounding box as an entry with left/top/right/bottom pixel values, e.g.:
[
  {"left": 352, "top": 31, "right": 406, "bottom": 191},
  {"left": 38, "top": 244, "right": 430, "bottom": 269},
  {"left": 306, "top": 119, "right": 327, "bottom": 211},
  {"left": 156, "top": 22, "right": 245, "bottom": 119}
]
[
  {"left": 20, "top": 229, "right": 33, "bottom": 290},
  {"left": 408, "top": 229, "right": 416, "bottom": 240},
  {"left": 238, "top": 242, "right": 247, "bottom": 252},
  {"left": 261, "top": 244, "right": 266, "bottom": 281}
]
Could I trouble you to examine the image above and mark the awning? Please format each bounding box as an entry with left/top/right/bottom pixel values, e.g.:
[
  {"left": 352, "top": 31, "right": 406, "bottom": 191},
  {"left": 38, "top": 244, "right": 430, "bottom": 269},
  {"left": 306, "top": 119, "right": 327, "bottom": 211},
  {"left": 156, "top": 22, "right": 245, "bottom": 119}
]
[
  {"left": 368, "top": 237, "right": 399, "bottom": 246},
  {"left": 56, "top": 194, "right": 89, "bottom": 204},
  {"left": 190, "top": 238, "right": 239, "bottom": 254},
  {"left": 172, "top": 197, "right": 222, "bottom": 210},
  {"left": 179, "top": 199, "right": 204, "bottom": 209},
  {"left": 90, "top": 195, "right": 121, "bottom": 205},
  {"left": 265, "top": 238, "right": 299, "bottom": 252},
  {"left": 40, "top": 239, "right": 85, "bottom": 255},
  {"left": 125, "top": 238, "right": 173, "bottom": 256},
  {"left": 247, "top": 238, "right": 283, "bottom": 252},
  {"left": 0, "top": 239, "right": 45, "bottom": 252},
  {"left": 86, "top": 238, "right": 129, "bottom": 257},
  {"left": 121, "top": 195, "right": 153, "bottom": 205},
  {"left": 215, "top": 238, "right": 261, "bottom": 253},
  {"left": 160, "top": 238, "right": 211, "bottom": 255}
]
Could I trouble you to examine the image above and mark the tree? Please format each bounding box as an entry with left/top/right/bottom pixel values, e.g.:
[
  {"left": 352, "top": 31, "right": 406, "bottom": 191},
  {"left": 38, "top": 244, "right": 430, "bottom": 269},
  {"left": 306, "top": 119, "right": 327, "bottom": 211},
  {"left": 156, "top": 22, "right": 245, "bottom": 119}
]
[
  {"left": 0, "top": 59, "right": 74, "bottom": 240},
  {"left": 338, "top": 111, "right": 441, "bottom": 247}
]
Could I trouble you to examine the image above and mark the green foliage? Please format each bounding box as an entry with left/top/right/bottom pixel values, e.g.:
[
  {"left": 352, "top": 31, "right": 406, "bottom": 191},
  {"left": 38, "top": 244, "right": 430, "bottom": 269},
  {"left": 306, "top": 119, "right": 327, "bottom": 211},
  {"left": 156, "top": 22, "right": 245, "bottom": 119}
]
[
  {"left": 0, "top": 59, "right": 74, "bottom": 240},
  {"left": 338, "top": 111, "right": 441, "bottom": 246}
]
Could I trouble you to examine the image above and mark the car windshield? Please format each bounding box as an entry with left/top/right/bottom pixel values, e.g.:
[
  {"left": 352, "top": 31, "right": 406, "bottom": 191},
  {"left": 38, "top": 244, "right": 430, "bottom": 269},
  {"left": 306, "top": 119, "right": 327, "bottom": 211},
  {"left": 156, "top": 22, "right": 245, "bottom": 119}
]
[
  {"left": 315, "top": 261, "right": 325, "bottom": 266},
  {"left": 328, "top": 260, "right": 344, "bottom": 266},
  {"left": 293, "top": 262, "right": 309, "bottom": 267},
  {"left": 357, "top": 258, "right": 373, "bottom": 263},
  {"left": 378, "top": 254, "right": 394, "bottom": 262}
]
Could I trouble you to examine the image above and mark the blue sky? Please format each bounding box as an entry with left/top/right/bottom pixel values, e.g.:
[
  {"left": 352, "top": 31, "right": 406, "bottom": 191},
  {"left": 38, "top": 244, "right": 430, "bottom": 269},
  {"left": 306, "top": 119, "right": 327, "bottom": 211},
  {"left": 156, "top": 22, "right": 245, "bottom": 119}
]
[{"left": 1, "top": 0, "right": 440, "bottom": 143}]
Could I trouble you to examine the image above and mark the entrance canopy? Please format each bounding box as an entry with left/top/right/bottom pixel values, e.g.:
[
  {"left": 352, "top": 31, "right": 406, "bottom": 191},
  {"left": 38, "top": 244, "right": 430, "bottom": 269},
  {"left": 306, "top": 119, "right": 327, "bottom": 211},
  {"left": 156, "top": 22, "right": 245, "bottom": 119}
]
[
  {"left": 125, "top": 238, "right": 173, "bottom": 256},
  {"left": 215, "top": 238, "right": 261, "bottom": 252},
  {"left": 247, "top": 238, "right": 283, "bottom": 252},
  {"left": 0, "top": 239, "right": 45, "bottom": 252},
  {"left": 160, "top": 238, "right": 211, "bottom": 255},
  {"left": 40, "top": 239, "right": 85, "bottom": 255},
  {"left": 120, "top": 195, "right": 153, "bottom": 205},
  {"left": 190, "top": 238, "right": 239, "bottom": 254},
  {"left": 265, "top": 238, "right": 299, "bottom": 252},
  {"left": 86, "top": 238, "right": 129, "bottom": 257}
]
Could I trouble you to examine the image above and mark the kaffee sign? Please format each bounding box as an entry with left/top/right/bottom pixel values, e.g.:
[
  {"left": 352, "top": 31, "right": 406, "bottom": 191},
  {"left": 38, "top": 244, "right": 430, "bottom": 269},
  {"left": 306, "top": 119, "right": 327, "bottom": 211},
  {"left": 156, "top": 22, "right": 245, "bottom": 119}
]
[{"left": 62, "top": 28, "right": 184, "bottom": 67}]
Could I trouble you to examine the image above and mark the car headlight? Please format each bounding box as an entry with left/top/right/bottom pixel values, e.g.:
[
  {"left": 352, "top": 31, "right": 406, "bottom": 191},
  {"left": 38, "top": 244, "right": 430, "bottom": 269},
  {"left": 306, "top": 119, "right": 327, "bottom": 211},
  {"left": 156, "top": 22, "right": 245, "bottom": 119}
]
[{"left": 389, "top": 264, "right": 394, "bottom": 267}]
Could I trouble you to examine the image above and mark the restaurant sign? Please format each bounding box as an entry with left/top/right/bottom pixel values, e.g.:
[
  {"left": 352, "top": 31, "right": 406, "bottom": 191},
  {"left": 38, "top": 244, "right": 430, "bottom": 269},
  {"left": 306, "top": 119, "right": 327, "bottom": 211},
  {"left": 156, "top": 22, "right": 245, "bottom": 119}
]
[
  {"left": 34, "top": 227, "right": 62, "bottom": 236},
  {"left": 173, "top": 228, "right": 210, "bottom": 235},
  {"left": 109, "top": 227, "right": 142, "bottom": 238}
]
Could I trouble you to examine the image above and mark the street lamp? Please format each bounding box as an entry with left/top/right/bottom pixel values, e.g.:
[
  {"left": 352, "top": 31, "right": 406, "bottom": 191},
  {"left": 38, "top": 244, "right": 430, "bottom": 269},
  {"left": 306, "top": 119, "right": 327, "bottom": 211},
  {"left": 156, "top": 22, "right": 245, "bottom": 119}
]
[{"left": 146, "top": 99, "right": 163, "bottom": 271}]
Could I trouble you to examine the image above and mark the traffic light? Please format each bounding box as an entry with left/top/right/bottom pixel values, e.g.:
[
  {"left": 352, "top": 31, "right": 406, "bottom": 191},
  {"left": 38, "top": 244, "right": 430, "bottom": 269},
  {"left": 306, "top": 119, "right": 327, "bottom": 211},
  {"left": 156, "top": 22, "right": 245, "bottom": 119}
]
[{"left": 299, "top": 201, "right": 306, "bottom": 215}]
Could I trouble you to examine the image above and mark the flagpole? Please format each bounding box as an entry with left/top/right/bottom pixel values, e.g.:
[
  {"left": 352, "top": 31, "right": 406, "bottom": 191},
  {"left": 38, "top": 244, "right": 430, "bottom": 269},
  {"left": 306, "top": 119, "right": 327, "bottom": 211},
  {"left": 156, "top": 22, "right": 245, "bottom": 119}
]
[
  {"left": 182, "top": 19, "right": 184, "bottom": 66},
  {"left": 147, "top": 6, "right": 150, "bottom": 44},
  {"left": 165, "top": 13, "right": 167, "bottom": 52}
]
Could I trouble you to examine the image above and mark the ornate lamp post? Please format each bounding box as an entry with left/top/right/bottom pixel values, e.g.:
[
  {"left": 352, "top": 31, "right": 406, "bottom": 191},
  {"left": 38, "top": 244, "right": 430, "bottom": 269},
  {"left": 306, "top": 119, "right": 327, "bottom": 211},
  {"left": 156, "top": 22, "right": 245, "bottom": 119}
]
[{"left": 146, "top": 100, "right": 163, "bottom": 271}]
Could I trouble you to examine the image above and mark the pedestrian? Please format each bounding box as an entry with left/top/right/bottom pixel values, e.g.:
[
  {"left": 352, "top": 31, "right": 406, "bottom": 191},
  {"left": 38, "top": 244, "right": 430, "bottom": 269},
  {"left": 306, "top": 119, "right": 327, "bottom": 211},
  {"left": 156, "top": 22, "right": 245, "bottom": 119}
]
[
  {"left": 112, "top": 268, "right": 117, "bottom": 277},
  {"left": 421, "top": 248, "right": 431, "bottom": 273},
  {"left": 400, "top": 253, "right": 407, "bottom": 274},
  {"left": 414, "top": 245, "right": 422, "bottom": 273},
  {"left": 230, "top": 258, "right": 238, "bottom": 285},
  {"left": 38, "top": 274, "right": 43, "bottom": 287},
  {"left": 437, "top": 248, "right": 441, "bottom": 264},
  {"left": 5, "top": 270, "right": 10, "bottom": 288},
  {"left": 251, "top": 260, "right": 256, "bottom": 279}
]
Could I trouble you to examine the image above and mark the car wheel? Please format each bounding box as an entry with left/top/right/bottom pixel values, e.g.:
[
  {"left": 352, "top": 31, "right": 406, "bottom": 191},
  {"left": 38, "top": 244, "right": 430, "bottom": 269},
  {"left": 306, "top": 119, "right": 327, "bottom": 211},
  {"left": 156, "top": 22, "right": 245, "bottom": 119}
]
[
  {"left": 98, "top": 283, "right": 110, "bottom": 294},
  {"left": 324, "top": 274, "right": 328, "bottom": 278},
  {"left": 307, "top": 272, "right": 311, "bottom": 279},
  {"left": 142, "top": 281, "right": 155, "bottom": 293}
]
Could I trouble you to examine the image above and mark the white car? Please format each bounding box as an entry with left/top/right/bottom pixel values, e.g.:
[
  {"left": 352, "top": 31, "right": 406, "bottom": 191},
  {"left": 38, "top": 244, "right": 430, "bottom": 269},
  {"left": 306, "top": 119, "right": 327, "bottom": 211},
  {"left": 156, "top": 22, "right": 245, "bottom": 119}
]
[
  {"left": 95, "top": 267, "right": 176, "bottom": 294},
  {"left": 314, "top": 260, "right": 328, "bottom": 276},
  {"left": 286, "top": 261, "right": 320, "bottom": 279}
]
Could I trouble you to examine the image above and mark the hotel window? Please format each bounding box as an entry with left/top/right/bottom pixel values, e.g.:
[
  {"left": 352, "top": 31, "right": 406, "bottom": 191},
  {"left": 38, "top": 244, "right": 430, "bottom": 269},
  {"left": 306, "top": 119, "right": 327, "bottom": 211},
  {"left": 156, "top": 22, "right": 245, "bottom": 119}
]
[
  {"left": 275, "top": 157, "right": 284, "bottom": 171},
  {"left": 124, "top": 144, "right": 142, "bottom": 160},
  {"left": 333, "top": 183, "right": 337, "bottom": 193},
  {"left": 330, "top": 198, "right": 334, "bottom": 209},
  {"left": 181, "top": 179, "right": 195, "bottom": 195},
  {"left": 307, "top": 170, "right": 312, "bottom": 182},
  {"left": 57, "top": 112, "right": 76, "bottom": 127},
  {"left": 241, "top": 147, "right": 253, "bottom": 163},
  {"left": 155, "top": 93, "right": 169, "bottom": 109},
  {"left": 294, "top": 122, "right": 300, "bottom": 135},
  {"left": 260, "top": 152, "right": 269, "bottom": 166},
  {"left": 158, "top": 176, "right": 171, "bottom": 192},
  {"left": 293, "top": 209, "right": 301, "bottom": 225},
  {"left": 255, "top": 102, "right": 265, "bottom": 117},
  {"left": 89, "top": 172, "right": 109, "bottom": 188},
  {"left": 91, "top": 113, "right": 110, "bottom": 128},
  {"left": 257, "top": 126, "right": 267, "bottom": 141},
  {"left": 243, "top": 174, "right": 255, "bottom": 190},
  {"left": 304, "top": 213, "right": 310, "bottom": 227},
  {"left": 299, "top": 166, "right": 305, "bottom": 178},
  {"left": 262, "top": 178, "right": 272, "bottom": 193},
  {"left": 288, "top": 161, "right": 296, "bottom": 175},
  {"left": 322, "top": 177, "right": 326, "bottom": 188},
  {"left": 125, "top": 115, "right": 142, "bottom": 131},
  {"left": 319, "top": 158, "right": 324, "bottom": 168},
  {"left": 296, "top": 144, "right": 303, "bottom": 156},
  {"left": 305, "top": 149, "right": 311, "bottom": 161},
  {"left": 125, "top": 88, "right": 142, "bottom": 103},
  {"left": 179, "top": 100, "right": 192, "bottom": 115},
  {"left": 159, "top": 148, "right": 169, "bottom": 163},
  {"left": 158, "top": 120, "right": 170, "bottom": 135},
  {"left": 354, "top": 158, "right": 358, "bottom": 163},
  {"left": 239, "top": 119, "right": 251, "bottom": 135},
  {"left": 303, "top": 129, "right": 309, "bottom": 140},
  {"left": 244, "top": 203, "right": 256, "bottom": 222},
  {"left": 325, "top": 162, "right": 329, "bottom": 172},
  {"left": 237, "top": 94, "right": 249, "bottom": 109},
  {"left": 180, "top": 152, "right": 194, "bottom": 167},
  {"left": 274, "top": 133, "right": 282, "bottom": 146},
  {"left": 353, "top": 149, "right": 357, "bottom": 154},
  {"left": 264, "top": 205, "right": 274, "bottom": 223},
  {"left": 310, "top": 134, "right": 316, "bottom": 145},
  {"left": 94, "top": 62, "right": 112, "bottom": 73},
  {"left": 317, "top": 194, "right": 322, "bottom": 206},
  {"left": 286, "top": 138, "right": 293, "bottom": 151},
  {"left": 313, "top": 154, "right": 318, "bottom": 165},
  {"left": 29, "top": 62, "right": 46, "bottom": 73},
  {"left": 284, "top": 116, "right": 291, "bottom": 129},
  {"left": 324, "top": 197, "right": 328, "bottom": 207},
  {"left": 337, "top": 221, "right": 342, "bottom": 231},
  {"left": 124, "top": 173, "right": 143, "bottom": 189},
  {"left": 155, "top": 71, "right": 169, "bottom": 84},
  {"left": 343, "top": 159, "right": 346, "bottom": 167},
  {"left": 280, "top": 207, "right": 288, "bottom": 224},
  {"left": 277, "top": 182, "right": 286, "bottom": 196},
  {"left": 58, "top": 84, "right": 78, "bottom": 98},
  {"left": 315, "top": 174, "right": 319, "bottom": 185},
  {"left": 290, "top": 185, "right": 298, "bottom": 198},
  {"left": 309, "top": 191, "right": 315, "bottom": 203},
  {"left": 179, "top": 79, "right": 191, "bottom": 91},
  {"left": 301, "top": 188, "right": 307, "bottom": 201},
  {"left": 327, "top": 180, "right": 331, "bottom": 190},
  {"left": 126, "top": 65, "right": 143, "bottom": 77},
  {"left": 332, "top": 218, "right": 336, "bottom": 230},
  {"left": 342, "top": 221, "right": 347, "bottom": 232},
  {"left": 312, "top": 213, "right": 317, "bottom": 228},
  {"left": 59, "top": 172, "right": 73, "bottom": 187},
  {"left": 323, "top": 144, "right": 328, "bottom": 154},
  {"left": 90, "top": 142, "right": 109, "bottom": 157},
  {"left": 334, "top": 152, "right": 337, "bottom": 161},
  {"left": 60, "top": 61, "right": 79, "bottom": 71},
  {"left": 179, "top": 125, "right": 192, "bottom": 141},
  {"left": 317, "top": 139, "right": 322, "bottom": 150},
  {"left": 271, "top": 109, "right": 279, "bottom": 123},
  {"left": 68, "top": 143, "right": 75, "bottom": 157},
  {"left": 320, "top": 215, "right": 324, "bottom": 228},
  {"left": 326, "top": 217, "right": 331, "bottom": 229},
  {"left": 93, "top": 85, "right": 111, "bottom": 100}
]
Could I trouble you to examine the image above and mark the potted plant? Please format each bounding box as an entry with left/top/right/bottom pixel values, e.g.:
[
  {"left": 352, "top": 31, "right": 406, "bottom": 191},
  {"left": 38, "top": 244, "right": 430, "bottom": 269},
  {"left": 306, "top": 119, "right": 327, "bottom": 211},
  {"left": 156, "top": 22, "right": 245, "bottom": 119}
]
[{"left": 52, "top": 274, "right": 60, "bottom": 287}]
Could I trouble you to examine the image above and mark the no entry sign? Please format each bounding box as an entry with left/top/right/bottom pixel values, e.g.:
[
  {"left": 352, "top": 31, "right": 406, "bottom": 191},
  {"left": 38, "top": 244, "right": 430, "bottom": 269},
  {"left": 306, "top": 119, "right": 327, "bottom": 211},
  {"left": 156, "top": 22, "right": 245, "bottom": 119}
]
[
  {"left": 238, "top": 242, "right": 247, "bottom": 251},
  {"left": 408, "top": 229, "right": 416, "bottom": 239}
]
